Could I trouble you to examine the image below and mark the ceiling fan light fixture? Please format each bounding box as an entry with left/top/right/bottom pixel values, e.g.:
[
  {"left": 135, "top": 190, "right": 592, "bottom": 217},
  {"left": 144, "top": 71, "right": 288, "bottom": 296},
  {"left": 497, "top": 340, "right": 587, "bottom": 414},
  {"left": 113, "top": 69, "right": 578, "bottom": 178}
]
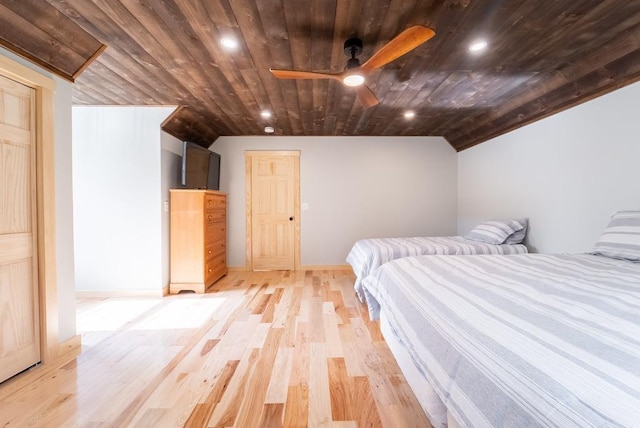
[
  {"left": 343, "top": 73, "right": 365, "bottom": 87},
  {"left": 345, "top": 57, "right": 361, "bottom": 70},
  {"left": 270, "top": 26, "right": 436, "bottom": 107}
]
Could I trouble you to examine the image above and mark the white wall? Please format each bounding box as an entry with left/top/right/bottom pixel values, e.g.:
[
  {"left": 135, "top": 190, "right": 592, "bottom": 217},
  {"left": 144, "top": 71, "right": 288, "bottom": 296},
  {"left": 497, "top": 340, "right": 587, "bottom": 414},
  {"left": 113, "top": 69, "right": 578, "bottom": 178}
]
[
  {"left": 212, "top": 136, "right": 458, "bottom": 267},
  {"left": 458, "top": 80, "right": 640, "bottom": 254},
  {"left": 73, "top": 106, "right": 176, "bottom": 293},
  {"left": 161, "top": 132, "right": 183, "bottom": 287},
  {"left": 0, "top": 48, "right": 76, "bottom": 341},
  {"left": 53, "top": 76, "right": 76, "bottom": 340}
]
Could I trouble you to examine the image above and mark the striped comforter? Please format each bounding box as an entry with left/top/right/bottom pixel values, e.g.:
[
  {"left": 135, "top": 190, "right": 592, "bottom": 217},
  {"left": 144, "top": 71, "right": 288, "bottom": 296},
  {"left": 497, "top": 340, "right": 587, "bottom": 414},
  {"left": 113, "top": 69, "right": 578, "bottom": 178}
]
[
  {"left": 362, "top": 253, "right": 640, "bottom": 427},
  {"left": 346, "top": 236, "right": 527, "bottom": 302}
]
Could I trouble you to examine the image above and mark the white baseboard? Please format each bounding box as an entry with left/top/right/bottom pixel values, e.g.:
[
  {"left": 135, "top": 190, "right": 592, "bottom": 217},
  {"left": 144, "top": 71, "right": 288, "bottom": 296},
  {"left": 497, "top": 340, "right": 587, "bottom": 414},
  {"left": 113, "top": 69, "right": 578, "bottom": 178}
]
[
  {"left": 75, "top": 289, "right": 166, "bottom": 298},
  {"left": 300, "top": 265, "right": 352, "bottom": 271},
  {"left": 228, "top": 265, "right": 352, "bottom": 271}
]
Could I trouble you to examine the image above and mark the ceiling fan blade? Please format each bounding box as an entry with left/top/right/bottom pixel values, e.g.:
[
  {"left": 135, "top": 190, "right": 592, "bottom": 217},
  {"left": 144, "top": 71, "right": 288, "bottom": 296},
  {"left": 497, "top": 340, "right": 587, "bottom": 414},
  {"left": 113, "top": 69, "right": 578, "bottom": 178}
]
[
  {"left": 356, "top": 85, "right": 379, "bottom": 108},
  {"left": 270, "top": 69, "right": 342, "bottom": 81},
  {"left": 361, "top": 25, "right": 435, "bottom": 72}
]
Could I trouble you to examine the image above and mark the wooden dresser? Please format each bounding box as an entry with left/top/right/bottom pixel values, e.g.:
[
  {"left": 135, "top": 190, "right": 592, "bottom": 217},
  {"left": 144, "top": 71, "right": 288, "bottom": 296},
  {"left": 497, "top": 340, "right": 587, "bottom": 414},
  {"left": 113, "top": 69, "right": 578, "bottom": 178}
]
[{"left": 169, "top": 189, "right": 227, "bottom": 293}]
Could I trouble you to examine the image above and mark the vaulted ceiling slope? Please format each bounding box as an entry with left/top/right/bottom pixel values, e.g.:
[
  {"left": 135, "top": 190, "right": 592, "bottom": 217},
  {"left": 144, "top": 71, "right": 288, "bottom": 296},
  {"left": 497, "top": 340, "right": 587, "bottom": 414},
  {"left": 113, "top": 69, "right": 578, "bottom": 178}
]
[
  {"left": 13, "top": 1, "right": 640, "bottom": 150},
  {"left": 0, "top": 0, "right": 105, "bottom": 82}
]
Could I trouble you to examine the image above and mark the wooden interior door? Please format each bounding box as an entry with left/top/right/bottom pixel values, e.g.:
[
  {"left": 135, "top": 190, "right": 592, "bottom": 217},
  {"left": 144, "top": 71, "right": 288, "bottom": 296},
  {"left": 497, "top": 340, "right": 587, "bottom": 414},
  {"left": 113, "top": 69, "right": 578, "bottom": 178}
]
[
  {"left": 0, "top": 73, "right": 40, "bottom": 383},
  {"left": 246, "top": 151, "right": 300, "bottom": 270}
]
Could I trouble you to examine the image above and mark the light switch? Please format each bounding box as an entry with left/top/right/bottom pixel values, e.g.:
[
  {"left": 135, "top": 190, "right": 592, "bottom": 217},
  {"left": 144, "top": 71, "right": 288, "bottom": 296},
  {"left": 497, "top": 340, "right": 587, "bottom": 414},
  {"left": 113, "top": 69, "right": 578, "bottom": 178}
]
[
  {"left": 164, "top": 201, "right": 169, "bottom": 212},
  {"left": 301, "top": 202, "right": 309, "bottom": 210}
]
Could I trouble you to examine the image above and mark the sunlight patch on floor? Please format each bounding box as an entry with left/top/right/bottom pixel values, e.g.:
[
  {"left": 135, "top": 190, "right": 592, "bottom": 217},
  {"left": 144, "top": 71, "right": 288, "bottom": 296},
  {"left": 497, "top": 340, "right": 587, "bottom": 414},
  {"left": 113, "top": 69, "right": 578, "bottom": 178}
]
[
  {"left": 77, "top": 299, "right": 163, "bottom": 333},
  {"left": 133, "top": 297, "right": 226, "bottom": 330}
]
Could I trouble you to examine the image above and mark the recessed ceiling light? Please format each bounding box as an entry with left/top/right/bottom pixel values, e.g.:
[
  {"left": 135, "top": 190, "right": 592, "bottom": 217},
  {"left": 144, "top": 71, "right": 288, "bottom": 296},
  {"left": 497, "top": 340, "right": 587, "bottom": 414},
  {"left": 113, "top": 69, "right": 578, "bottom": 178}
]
[
  {"left": 261, "top": 110, "right": 271, "bottom": 119},
  {"left": 221, "top": 37, "right": 238, "bottom": 50},
  {"left": 469, "top": 40, "right": 488, "bottom": 53},
  {"left": 264, "top": 126, "right": 275, "bottom": 134},
  {"left": 404, "top": 111, "right": 416, "bottom": 119}
]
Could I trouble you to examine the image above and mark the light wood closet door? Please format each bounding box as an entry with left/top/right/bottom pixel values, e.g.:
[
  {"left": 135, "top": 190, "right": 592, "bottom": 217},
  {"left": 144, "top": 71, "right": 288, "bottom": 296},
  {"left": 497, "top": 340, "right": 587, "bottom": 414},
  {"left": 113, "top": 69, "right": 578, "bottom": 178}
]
[
  {"left": 247, "top": 151, "right": 300, "bottom": 271},
  {"left": 0, "top": 74, "right": 39, "bottom": 383}
]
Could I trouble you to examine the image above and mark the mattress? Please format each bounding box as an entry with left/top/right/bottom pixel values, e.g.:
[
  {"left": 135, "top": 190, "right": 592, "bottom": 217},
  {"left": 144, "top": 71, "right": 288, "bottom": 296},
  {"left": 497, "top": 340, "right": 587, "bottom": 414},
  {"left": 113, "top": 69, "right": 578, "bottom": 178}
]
[
  {"left": 379, "top": 311, "right": 449, "bottom": 428},
  {"left": 346, "top": 235, "right": 527, "bottom": 302},
  {"left": 363, "top": 253, "right": 640, "bottom": 427}
]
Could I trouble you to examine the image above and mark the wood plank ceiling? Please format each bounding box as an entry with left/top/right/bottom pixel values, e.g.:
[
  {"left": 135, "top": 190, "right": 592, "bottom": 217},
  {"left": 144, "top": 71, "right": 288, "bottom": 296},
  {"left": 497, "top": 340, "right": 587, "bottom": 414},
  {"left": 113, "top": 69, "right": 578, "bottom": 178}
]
[
  {"left": 18, "top": 1, "right": 640, "bottom": 150},
  {"left": 0, "top": 0, "right": 105, "bottom": 82}
]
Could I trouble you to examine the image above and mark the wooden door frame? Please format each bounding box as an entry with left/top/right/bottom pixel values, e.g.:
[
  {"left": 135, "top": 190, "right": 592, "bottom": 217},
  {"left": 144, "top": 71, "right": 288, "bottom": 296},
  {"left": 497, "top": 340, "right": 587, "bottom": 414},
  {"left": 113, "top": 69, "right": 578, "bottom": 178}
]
[
  {"left": 0, "top": 55, "right": 59, "bottom": 364},
  {"left": 245, "top": 150, "right": 300, "bottom": 271}
]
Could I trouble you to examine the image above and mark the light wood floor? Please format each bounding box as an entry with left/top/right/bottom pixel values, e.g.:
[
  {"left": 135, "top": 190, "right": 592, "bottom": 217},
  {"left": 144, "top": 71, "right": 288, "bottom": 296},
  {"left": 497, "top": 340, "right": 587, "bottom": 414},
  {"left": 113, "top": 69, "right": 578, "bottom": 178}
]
[{"left": 0, "top": 270, "right": 430, "bottom": 427}]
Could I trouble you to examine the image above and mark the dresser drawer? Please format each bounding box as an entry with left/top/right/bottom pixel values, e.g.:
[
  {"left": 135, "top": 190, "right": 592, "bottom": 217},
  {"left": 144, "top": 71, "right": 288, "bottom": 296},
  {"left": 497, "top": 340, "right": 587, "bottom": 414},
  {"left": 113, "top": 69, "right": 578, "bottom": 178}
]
[
  {"left": 205, "top": 194, "right": 226, "bottom": 209},
  {"left": 205, "top": 209, "right": 225, "bottom": 225},
  {"left": 205, "top": 239, "right": 226, "bottom": 259},
  {"left": 206, "top": 223, "right": 226, "bottom": 241},
  {"left": 205, "top": 253, "right": 226, "bottom": 284}
]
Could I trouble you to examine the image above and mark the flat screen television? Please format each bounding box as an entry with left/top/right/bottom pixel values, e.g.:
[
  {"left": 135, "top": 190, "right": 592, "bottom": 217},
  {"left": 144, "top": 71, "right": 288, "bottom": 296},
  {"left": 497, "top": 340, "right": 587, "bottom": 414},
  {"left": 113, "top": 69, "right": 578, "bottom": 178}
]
[
  {"left": 181, "top": 141, "right": 221, "bottom": 190},
  {"left": 207, "top": 151, "right": 221, "bottom": 190}
]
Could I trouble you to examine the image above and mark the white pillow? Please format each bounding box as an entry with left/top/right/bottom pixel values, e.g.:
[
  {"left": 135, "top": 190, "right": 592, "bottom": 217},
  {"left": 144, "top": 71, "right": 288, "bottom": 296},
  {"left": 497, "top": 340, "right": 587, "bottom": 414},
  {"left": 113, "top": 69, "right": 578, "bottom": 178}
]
[
  {"left": 504, "top": 218, "right": 529, "bottom": 244},
  {"left": 464, "top": 219, "right": 525, "bottom": 245},
  {"left": 590, "top": 211, "right": 640, "bottom": 262}
]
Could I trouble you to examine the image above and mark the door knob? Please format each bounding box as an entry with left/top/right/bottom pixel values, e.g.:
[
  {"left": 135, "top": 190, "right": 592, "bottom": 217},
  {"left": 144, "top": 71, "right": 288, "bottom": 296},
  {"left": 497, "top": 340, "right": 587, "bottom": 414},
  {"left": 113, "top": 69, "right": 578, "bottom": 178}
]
[{"left": 289, "top": 217, "right": 294, "bottom": 221}]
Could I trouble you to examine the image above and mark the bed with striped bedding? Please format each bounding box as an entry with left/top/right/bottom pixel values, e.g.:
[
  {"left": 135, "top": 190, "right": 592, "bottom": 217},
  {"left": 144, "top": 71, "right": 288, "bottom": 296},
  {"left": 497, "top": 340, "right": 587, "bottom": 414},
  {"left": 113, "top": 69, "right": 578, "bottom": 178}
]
[
  {"left": 362, "top": 253, "right": 640, "bottom": 427},
  {"left": 346, "top": 236, "right": 527, "bottom": 302}
]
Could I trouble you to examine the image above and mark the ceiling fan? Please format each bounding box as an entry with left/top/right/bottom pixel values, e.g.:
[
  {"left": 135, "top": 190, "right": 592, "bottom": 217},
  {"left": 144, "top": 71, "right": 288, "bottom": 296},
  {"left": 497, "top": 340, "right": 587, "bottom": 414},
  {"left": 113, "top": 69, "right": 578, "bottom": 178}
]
[{"left": 270, "top": 25, "right": 435, "bottom": 108}]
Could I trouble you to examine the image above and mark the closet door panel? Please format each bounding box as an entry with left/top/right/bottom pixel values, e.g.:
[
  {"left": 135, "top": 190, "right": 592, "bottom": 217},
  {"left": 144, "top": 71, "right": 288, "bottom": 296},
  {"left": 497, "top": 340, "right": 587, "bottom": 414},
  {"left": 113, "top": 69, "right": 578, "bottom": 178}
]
[{"left": 0, "top": 73, "right": 40, "bottom": 383}]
